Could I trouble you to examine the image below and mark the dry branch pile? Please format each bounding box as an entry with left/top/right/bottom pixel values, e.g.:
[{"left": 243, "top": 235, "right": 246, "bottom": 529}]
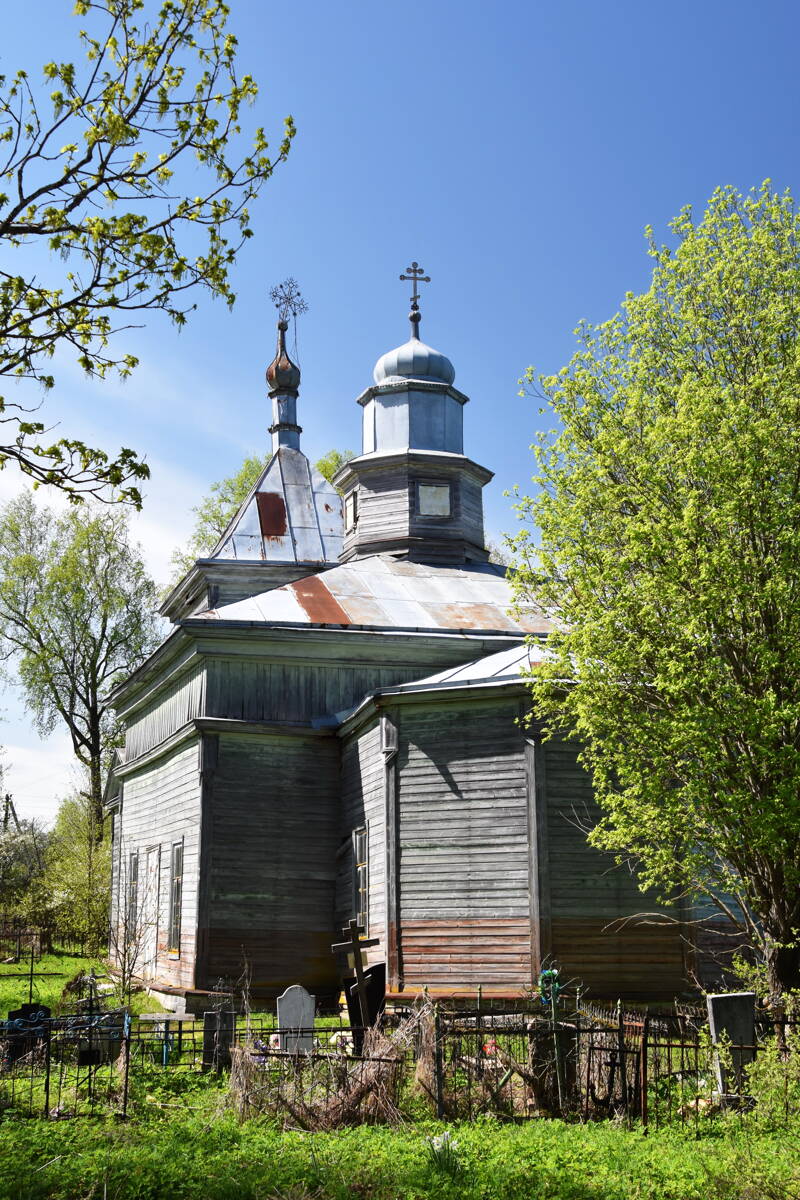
[{"left": 230, "top": 1003, "right": 430, "bottom": 1130}]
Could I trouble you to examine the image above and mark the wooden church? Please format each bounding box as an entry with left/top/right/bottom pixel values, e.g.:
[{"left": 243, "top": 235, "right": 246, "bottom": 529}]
[{"left": 106, "top": 272, "right": 690, "bottom": 1010}]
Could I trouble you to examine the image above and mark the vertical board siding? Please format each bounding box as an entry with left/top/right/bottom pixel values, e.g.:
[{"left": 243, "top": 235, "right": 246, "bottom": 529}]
[
  {"left": 543, "top": 741, "right": 686, "bottom": 1000},
  {"left": 206, "top": 658, "right": 428, "bottom": 724},
  {"left": 125, "top": 665, "right": 205, "bottom": 761},
  {"left": 337, "top": 722, "right": 385, "bottom": 967},
  {"left": 396, "top": 700, "right": 531, "bottom": 990},
  {"left": 114, "top": 741, "right": 201, "bottom": 991},
  {"left": 207, "top": 732, "right": 341, "bottom": 998}
]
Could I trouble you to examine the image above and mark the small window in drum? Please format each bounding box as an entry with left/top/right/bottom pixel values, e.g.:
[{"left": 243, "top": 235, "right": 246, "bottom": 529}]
[
  {"left": 345, "top": 491, "right": 358, "bottom": 531},
  {"left": 418, "top": 483, "right": 451, "bottom": 517}
]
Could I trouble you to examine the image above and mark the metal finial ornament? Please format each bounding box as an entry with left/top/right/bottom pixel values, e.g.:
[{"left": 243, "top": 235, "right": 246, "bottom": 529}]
[
  {"left": 267, "top": 277, "right": 306, "bottom": 397},
  {"left": 399, "top": 261, "right": 430, "bottom": 337},
  {"left": 269, "top": 277, "right": 309, "bottom": 323}
]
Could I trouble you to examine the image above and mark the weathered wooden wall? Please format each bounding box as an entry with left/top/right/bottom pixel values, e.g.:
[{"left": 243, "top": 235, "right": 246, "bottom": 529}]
[
  {"left": 336, "top": 720, "right": 385, "bottom": 968},
  {"left": 204, "top": 658, "right": 418, "bottom": 725},
  {"left": 124, "top": 663, "right": 205, "bottom": 762},
  {"left": 115, "top": 741, "right": 202, "bottom": 991},
  {"left": 535, "top": 739, "right": 687, "bottom": 1001},
  {"left": 204, "top": 731, "right": 341, "bottom": 999},
  {"left": 348, "top": 468, "right": 409, "bottom": 550},
  {"left": 394, "top": 698, "right": 533, "bottom": 992}
]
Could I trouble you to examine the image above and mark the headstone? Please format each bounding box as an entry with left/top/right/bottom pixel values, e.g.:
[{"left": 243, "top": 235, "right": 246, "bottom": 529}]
[
  {"left": 706, "top": 991, "right": 756, "bottom": 1096},
  {"left": 343, "top": 963, "right": 385, "bottom": 1053},
  {"left": 277, "top": 984, "right": 315, "bottom": 1053},
  {"left": 202, "top": 1008, "right": 235, "bottom": 1072}
]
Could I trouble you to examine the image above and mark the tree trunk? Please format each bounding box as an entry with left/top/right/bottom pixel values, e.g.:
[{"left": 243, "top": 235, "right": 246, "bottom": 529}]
[
  {"left": 89, "top": 744, "right": 104, "bottom": 844},
  {"left": 766, "top": 941, "right": 800, "bottom": 996}
]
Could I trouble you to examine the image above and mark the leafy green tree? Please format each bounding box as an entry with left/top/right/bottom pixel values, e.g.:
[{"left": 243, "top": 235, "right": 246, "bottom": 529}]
[
  {"left": 512, "top": 182, "right": 800, "bottom": 995},
  {"left": 0, "top": 492, "right": 161, "bottom": 836},
  {"left": 315, "top": 447, "right": 355, "bottom": 486},
  {"left": 42, "top": 784, "right": 110, "bottom": 950},
  {"left": 0, "top": 810, "right": 48, "bottom": 915},
  {"left": 0, "top": 0, "right": 294, "bottom": 505}
]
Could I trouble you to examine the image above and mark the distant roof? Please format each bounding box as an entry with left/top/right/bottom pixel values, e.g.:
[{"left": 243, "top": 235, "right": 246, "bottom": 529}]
[
  {"left": 192, "top": 554, "right": 550, "bottom": 636},
  {"left": 394, "top": 643, "right": 544, "bottom": 690}
]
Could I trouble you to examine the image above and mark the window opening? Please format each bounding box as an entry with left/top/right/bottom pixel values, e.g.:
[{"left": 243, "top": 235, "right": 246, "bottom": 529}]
[
  {"left": 345, "top": 490, "right": 358, "bottom": 531},
  {"left": 417, "top": 482, "right": 451, "bottom": 517},
  {"left": 127, "top": 852, "right": 139, "bottom": 941},
  {"left": 168, "top": 841, "right": 183, "bottom": 953},
  {"left": 353, "top": 826, "right": 368, "bottom": 933}
]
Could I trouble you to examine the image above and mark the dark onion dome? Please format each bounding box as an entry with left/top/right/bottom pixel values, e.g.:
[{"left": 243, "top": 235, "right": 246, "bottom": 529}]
[
  {"left": 373, "top": 334, "right": 456, "bottom": 386},
  {"left": 266, "top": 319, "right": 301, "bottom": 395}
]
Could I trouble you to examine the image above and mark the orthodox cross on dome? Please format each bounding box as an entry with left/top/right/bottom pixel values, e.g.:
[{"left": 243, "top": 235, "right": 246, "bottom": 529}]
[
  {"left": 269, "top": 277, "right": 309, "bottom": 323},
  {"left": 399, "top": 260, "right": 430, "bottom": 337}
]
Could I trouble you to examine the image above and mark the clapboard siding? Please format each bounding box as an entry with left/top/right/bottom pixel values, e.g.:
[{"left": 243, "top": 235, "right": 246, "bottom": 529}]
[
  {"left": 206, "top": 732, "right": 341, "bottom": 999},
  {"left": 206, "top": 659, "right": 423, "bottom": 724},
  {"left": 396, "top": 700, "right": 531, "bottom": 989},
  {"left": 115, "top": 741, "right": 201, "bottom": 991},
  {"left": 354, "top": 470, "right": 411, "bottom": 543},
  {"left": 542, "top": 740, "right": 686, "bottom": 1000},
  {"left": 337, "top": 721, "right": 385, "bottom": 967},
  {"left": 125, "top": 665, "right": 205, "bottom": 761}
]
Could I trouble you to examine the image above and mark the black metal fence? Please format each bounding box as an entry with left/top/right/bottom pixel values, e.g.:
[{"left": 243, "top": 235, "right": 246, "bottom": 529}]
[
  {"left": 0, "top": 1009, "right": 131, "bottom": 1118},
  {"left": 1, "top": 1001, "right": 797, "bottom": 1127}
]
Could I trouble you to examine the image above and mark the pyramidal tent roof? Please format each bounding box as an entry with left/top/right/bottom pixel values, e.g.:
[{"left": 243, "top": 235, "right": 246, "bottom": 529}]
[
  {"left": 191, "top": 554, "right": 550, "bottom": 636},
  {"left": 209, "top": 446, "right": 343, "bottom": 565}
]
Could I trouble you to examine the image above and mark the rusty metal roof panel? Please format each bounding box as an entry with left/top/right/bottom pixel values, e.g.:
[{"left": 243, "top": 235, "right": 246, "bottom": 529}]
[{"left": 198, "top": 555, "right": 550, "bottom": 636}]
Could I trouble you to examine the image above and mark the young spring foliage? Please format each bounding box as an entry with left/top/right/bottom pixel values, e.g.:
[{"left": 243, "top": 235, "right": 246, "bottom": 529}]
[
  {"left": 512, "top": 183, "right": 800, "bottom": 993},
  {"left": 0, "top": 0, "right": 295, "bottom": 504},
  {"left": 0, "top": 492, "right": 161, "bottom": 835}
]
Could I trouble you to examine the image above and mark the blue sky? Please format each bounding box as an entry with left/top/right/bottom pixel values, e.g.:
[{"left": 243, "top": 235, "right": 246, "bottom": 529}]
[{"left": 2, "top": 0, "right": 800, "bottom": 821}]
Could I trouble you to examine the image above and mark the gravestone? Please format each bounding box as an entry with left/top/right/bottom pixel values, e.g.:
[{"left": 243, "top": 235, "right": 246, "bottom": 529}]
[
  {"left": 277, "top": 984, "right": 315, "bottom": 1053},
  {"left": 343, "top": 963, "right": 386, "bottom": 1054},
  {"left": 706, "top": 991, "right": 756, "bottom": 1096},
  {"left": 202, "top": 1008, "right": 235, "bottom": 1072}
]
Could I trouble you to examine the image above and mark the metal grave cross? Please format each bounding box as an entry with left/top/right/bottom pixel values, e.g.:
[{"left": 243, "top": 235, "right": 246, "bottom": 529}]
[
  {"left": 399, "top": 261, "right": 431, "bottom": 312},
  {"left": 331, "top": 918, "right": 379, "bottom": 1028}
]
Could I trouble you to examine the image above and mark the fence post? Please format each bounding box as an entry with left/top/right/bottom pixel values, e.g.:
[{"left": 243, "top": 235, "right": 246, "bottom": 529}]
[
  {"left": 433, "top": 1003, "right": 445, "bottom": 1119},
  {"left": 122, "top": 1012, "right": 131, "bottom": 1120},
  {"left": 43, "top": 1021, "right": 51, "bottom": 1119},
  {"left": 617, "top": 1001, "right": 628, "bottom": 1116},
  {"left": 640, "top": 1014, "right": 649, "bottom": 1132}
]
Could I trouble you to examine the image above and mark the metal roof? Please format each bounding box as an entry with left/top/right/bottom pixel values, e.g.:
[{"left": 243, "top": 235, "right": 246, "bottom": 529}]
[
  {"left": 210, "top": 446, "right": 343, "bottom": 565},
  {"left": 196, "top": 554, "right": 550, "bottom": 636},
  {"left": 391, "top": 643, "right": 544, "bottom": 691}
]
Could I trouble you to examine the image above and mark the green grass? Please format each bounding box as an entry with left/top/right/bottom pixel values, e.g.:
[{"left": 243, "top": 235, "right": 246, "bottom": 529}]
[
  {"left": 0, "top": 1065, "right": 798, "bottom": 1200},
  {"left": 0, "top": 951, "right": 164, "bottom": 1017},
  {"left": 0, "top": 1105, "right": 798, "bottom": 1200}
]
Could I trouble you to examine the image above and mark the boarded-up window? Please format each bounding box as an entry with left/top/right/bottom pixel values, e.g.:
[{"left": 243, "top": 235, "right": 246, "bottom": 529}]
[
  {"left": 417, "top": 483, "right": 451, "bottom": 517},
  {"left": 256, "top": 492, "right": 287, "bottom": 537},
  {"left": 127, "top": 852, "right": 139, "bottom": 940},
  {"left": 168, "top": 841, "right": 183, "bottom": 953},
  {"left": 353, "top": 826, "right": 368, "bottom": 933}
]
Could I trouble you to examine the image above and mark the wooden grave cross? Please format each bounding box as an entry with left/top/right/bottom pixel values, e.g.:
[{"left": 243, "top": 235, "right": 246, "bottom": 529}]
[{"left": 331, "top": 918, "right": 379, "bottom": 1028}]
